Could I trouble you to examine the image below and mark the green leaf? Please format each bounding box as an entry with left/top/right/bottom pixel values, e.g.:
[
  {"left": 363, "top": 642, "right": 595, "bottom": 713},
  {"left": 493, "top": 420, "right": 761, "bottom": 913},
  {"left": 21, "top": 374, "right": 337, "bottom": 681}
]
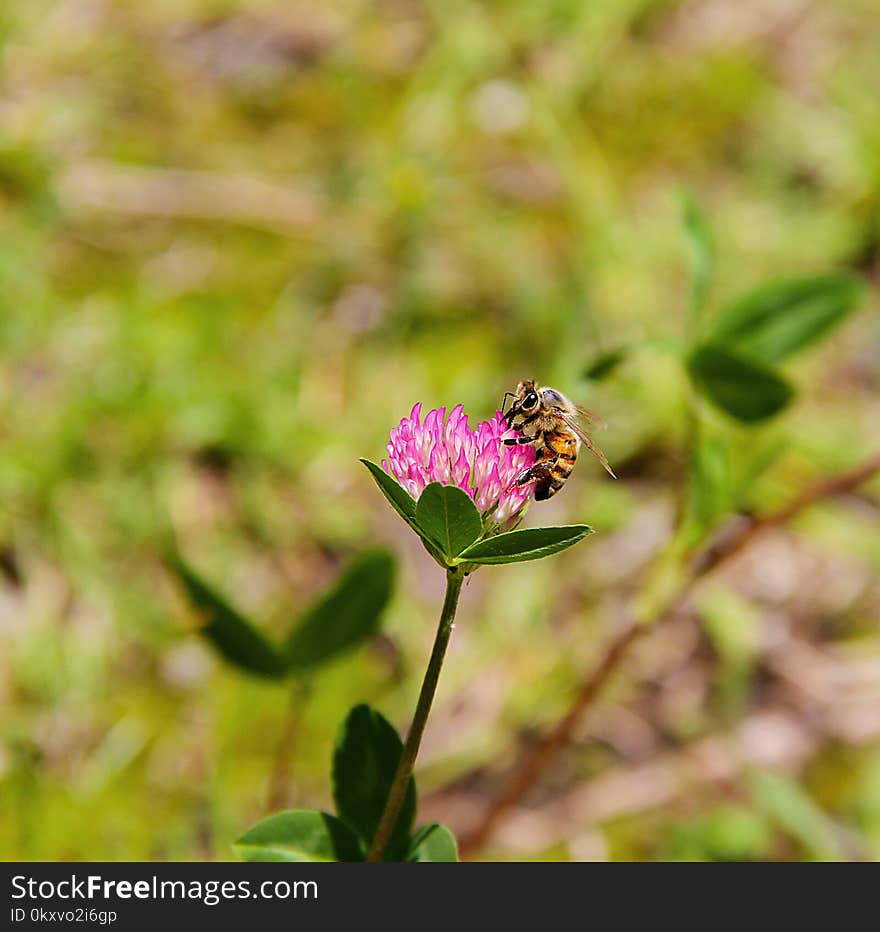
[
  {"left": 332, "top": 704, "right": 415, "bottom": 861},
  {"left": 584, "top": 347, "right": 627, "bottom": 381},
  {"left": 407, "top": 823, "right": 459, "bottom": 862},
  {"left": 711, "top": 273, "right": 864, "bottom": 362},
  {"left": 284, "top": 550, "right": 394, "bottom": 673},
  {"left": 679, "top": 189, "right": 714, "bottom": 328},
  {"left": 360, "top": 460, "right": 448, "bottom": 565},
  {"left": 168, "top": 555, "right": 285, "bottom": 679},
  {"left": 414, "top": 482, "right": 483, "bottom": 562},
  {"left": 235, "top": 810, "right": 363, "bottom": 862},
  {"left": 360, "top": 459, "right": 420, "bottom": 533},
  {"left": 749, "top": 772, "right": 842, "bottom": 861},
  {"left": 459, "top": 525, "right": 593, "bottom": 565},
  {"left": 687, "top": 343, "right": 795, "bottom": 423}
]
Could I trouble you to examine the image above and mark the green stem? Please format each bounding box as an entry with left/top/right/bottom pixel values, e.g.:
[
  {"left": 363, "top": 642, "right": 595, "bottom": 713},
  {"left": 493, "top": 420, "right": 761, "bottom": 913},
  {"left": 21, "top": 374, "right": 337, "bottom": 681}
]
[
  {"left": 265, "top": 678, "right": 310, "bottom": 813},
  {"left": 367, "top": 567, "right": 465, "bottom": 861}
]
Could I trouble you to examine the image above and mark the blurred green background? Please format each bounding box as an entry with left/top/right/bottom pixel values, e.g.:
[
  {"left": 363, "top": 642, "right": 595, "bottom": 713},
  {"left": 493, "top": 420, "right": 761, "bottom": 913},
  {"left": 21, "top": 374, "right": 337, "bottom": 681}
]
[{"left": 1, "top": 0, "right": 879, "bottom": 861}]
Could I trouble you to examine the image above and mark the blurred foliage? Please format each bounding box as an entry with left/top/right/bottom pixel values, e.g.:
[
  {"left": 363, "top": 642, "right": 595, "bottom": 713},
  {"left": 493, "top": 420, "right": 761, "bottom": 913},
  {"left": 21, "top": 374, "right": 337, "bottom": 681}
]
[
  {"left": 168, "top": 547, "right": 394, "bottom": 677},
  {"left": 236, "top": 704, "right": 454, "bottom": 862},
  {"left": 1, "top": 0, "right": 879, "bottom": 861}
]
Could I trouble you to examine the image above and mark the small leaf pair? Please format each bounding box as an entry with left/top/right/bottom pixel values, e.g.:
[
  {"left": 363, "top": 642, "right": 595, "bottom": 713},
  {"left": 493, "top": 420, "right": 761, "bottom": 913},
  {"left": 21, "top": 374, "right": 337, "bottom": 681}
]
[
  {"left": 169, "top": 548, "right": 394, "bottom": 679},
  {"left": 587, "top": 192, "right": 865, "bottom": 426},
  {"left": 688, "top": 272, "right": 864, "bottom": 423},
  {"left": 362, "top": 460, "right": 592, "bottom": 569},
  {"left": 236, "top": 704, "right": 457, "bottom": 862}
]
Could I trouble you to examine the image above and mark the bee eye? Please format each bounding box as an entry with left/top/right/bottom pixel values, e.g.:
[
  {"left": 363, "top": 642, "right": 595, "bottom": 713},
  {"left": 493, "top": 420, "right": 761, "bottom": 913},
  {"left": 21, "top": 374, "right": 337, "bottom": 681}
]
[{"left": 523, "top": 391, "right": 538, "bottom": 409}]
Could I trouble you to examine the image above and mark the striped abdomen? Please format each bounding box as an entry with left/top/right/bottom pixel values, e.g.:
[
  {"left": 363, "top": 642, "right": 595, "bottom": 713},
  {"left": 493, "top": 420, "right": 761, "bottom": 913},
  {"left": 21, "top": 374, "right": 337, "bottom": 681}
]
[{"left": 535, "top": 428, "right": 579, "bottom": 500}]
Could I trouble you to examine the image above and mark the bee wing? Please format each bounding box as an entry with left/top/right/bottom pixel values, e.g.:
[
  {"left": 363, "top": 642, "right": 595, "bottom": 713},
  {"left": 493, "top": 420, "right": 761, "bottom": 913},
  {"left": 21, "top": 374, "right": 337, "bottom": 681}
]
[
  {"left": 574, "top": 404, "right": 607, "bottom": 430},
  {"left": 558, "top": 410, "right": 616, "bottom": 478}
]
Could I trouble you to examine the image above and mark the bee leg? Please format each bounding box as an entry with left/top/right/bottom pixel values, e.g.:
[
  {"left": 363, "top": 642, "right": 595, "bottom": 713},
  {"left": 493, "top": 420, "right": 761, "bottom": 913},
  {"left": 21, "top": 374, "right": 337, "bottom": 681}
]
[
  {"left": 503, "top": 434, "right": 539, "bottom": 446},
  {"left": 516, "top": 446, "right": 563, "bottom": 499},
  {"left": 534, "top": 475, "right": 553, "bottom": 501},
  {"left": 503, "top": 441, "right": 556, "bottom": 496},
  {"left": 501, "top": 463, "right": 537, "bottom": 497},
  {"left": 512, "top": 460, "right": 553, "bottom": 487}
]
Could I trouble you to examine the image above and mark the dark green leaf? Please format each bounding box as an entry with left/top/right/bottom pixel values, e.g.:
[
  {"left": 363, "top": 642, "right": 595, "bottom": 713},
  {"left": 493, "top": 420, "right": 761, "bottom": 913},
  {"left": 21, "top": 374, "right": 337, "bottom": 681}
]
[
  {"left": 168, "top": 555, "right": 285, "bottom": 678},
  {"left": 284, "top": 550, "right": 394, "bottom": 673},
  {"left": 687, "top": 343, "right": 795, "bottom": 423},
  {"left": 414, "top": 482, "right": 483, "bottom": 562},
  {"left": 711, "top": 273, "right": 864, "bottom": 362},
  {"left": 360, "top": 460, "right": 448, "bottom": 565},
  {"left": 360, "top": 459, "right": 420, "bottom": 533},
  {"left": 332, "top": 704, "right": 415, "bottom": 861},
  {"left": 680, "top": 189, "right": 714, "bottom": 327},
  {"left": 235, "top": 810, "right": 363, "bottom": 862},
  {"left": 407, "top": 823, "right": 459, "bottom": 862},
  {"left": 584, "top": 348, "right": 627, "bottom": 381},
  {"left": 459, "top": 525, "right": 593, "bottom": 565}
]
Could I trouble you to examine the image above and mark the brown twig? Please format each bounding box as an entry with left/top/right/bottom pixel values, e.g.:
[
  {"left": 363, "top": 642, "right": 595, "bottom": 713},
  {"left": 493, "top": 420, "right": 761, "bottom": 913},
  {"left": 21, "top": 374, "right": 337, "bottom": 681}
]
[
  {"left": 458, "top": 452, "right": 880, "bottom": 857},
  {"left": 691, "top": 452, "right": 880, "bottom": 576}
]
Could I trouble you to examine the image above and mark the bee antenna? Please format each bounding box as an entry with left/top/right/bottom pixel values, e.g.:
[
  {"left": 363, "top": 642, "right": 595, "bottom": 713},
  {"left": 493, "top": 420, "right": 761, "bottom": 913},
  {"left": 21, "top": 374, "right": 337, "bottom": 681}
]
[{"left": 501, "top": 391, "right": 515, "bottom": 414}]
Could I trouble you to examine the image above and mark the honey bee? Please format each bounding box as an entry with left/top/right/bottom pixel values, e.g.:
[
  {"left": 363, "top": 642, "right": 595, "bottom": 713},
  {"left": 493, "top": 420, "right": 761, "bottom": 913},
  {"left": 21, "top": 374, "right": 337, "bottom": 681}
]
[{"left": 502, "top": 379, "right": 616, "bottom": 500}]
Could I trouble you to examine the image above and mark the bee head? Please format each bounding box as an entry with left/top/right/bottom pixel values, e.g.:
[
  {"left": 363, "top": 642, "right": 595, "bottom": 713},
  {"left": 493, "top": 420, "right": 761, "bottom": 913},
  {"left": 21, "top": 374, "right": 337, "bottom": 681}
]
[
  {"left": 516, "top": 379, "right": 540, "bottom": 411},
  {"left": 503, "top": 379, "right": 541, "bottom": 425}
]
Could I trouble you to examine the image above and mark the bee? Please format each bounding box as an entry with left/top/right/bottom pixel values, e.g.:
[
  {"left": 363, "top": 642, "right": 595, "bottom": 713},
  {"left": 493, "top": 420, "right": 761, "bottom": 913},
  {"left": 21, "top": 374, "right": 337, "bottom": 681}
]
[{"left": 502, "top": 379, "right": 616, "bottom": 500}]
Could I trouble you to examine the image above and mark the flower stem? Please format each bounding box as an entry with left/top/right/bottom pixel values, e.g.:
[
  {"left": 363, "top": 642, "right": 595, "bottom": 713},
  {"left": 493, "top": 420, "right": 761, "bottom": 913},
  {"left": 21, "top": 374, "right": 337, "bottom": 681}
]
[
  {"left": 265, "top": 678, "right": 310, "bottom": 813},
  {"left": 367, "top": 567, "right": 465, "bottom": 861}
]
